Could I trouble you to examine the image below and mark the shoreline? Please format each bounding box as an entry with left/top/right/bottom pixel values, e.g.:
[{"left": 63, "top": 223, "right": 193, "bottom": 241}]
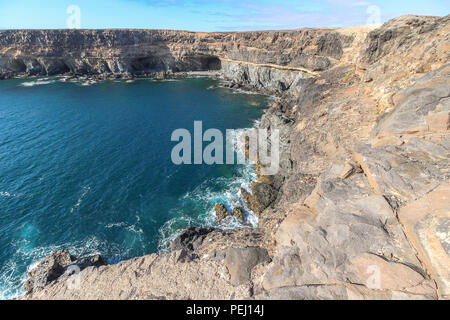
[{"left": 5, "top": 70, "right": 221, "bottom": 82}]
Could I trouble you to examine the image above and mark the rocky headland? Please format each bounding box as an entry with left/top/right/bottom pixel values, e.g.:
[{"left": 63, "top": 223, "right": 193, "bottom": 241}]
[{"left": 2, "top": 14, "right": 449, "bottom": 300}]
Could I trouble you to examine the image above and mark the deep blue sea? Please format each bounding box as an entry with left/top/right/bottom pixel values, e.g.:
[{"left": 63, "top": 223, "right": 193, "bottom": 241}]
[{"left": 0, "top": 76, "right": 271, "bottom": 299}]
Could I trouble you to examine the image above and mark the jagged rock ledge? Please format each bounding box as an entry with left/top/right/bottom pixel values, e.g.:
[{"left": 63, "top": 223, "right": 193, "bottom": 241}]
[{"left": 8, "top": 14, "right": 450, "bottom": 300}]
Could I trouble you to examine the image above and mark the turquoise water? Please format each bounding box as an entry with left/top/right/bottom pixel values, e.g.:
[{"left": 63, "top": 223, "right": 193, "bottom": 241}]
[{"left": 0, "top": 76, "right": 270, "bottom": 299}]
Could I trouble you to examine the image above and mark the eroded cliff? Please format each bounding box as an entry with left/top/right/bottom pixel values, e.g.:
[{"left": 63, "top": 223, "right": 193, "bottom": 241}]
[{"left": 4, "top": 14, "right": 449, "bottom": 300}]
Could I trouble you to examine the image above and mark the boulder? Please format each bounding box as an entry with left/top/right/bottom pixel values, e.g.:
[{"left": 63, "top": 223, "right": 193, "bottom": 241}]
[
  {"left": 24, "top": 250, "right": 108, "bottom": 294},
  {"left": 233, "top": 207, "right": 245, "bottom": 224},
  {"left": 354, "top": 141, "right": 449, "bottom": 208},
  {"left": 170, "top": 227, "right": 214, "bottom": 253}
]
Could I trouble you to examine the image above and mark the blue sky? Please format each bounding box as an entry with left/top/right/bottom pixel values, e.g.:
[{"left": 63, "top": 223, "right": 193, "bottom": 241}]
[{"left": 0, "top": 0, "right": 448, "bottom": 31}]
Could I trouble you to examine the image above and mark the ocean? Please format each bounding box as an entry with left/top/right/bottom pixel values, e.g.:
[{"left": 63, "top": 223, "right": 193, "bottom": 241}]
[{"left": 0, "top": 76, "right": 271, "bottom": 299}]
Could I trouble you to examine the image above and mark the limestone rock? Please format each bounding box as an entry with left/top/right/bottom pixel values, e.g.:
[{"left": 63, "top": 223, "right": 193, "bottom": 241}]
[
  {"left": 259, "top": 108, "right": 295, "bottom": 179},
  {"left": 241, "top": 188, "right": 263, "bottom": 216},
  {"left": 274, "top": 205, "right": 316, "bottom": 248},
  {"left": 76, "top": 255, "right": 107, "bottom": 270},
  {"left": 241, "top": 182, "right": 278, "bottom": 216},
  {"left": 0, "top": 27, "right": 352, "bottom": 96},
  {"left": 359, "top": 15, "right": 444, "bottom": 66},
  {"left": 194, "top": 228, "right": 266, "bottom": 258},
  {"left": 252, "top": 183, "right": 278, "bottom": 209},
  {"left": 338, "top": 162, "right": 360, "bottom": 179},
  {"left": 23, "top": 252, "right": 253, "bottom": 300},
  {"left": 427, "top": 111, "right": 450, "bottom": 132}
]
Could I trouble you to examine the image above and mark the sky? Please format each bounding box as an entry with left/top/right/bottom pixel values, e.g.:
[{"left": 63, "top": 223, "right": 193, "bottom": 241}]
[{"left": 0, "top": 0, "right": 448, "bottom": 31}]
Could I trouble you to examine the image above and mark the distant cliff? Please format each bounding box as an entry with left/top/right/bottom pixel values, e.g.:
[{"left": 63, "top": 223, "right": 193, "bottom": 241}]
[{"left": 8, "top": 15, "right": 450, "bottom": 300}]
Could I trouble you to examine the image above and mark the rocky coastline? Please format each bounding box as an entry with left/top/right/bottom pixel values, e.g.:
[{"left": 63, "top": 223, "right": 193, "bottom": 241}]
[{"left": 1, "top": 14, "right": 449, "bottom": 300}]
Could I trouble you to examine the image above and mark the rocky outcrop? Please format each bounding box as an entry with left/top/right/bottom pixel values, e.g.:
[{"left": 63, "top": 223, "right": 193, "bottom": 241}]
[
  {"left": 233, "top": 207, "right": 245, "bottom": 224},
  {"left": 224, "top": 247, "right": 270, "bottom": 286},
  {"left": 16, "top": 14, "right": 450, "bottom": 300},
  {"left": 398, "top": 182, "right": 450, "bottom": 300},
  {"left": 169, "top": 227, "right": 214, "bottom": 254}
]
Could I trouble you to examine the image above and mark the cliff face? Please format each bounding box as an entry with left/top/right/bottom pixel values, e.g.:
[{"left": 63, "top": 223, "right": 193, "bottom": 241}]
[{"left": 8, "top": 15, "right": 450, "bottom": 300}]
